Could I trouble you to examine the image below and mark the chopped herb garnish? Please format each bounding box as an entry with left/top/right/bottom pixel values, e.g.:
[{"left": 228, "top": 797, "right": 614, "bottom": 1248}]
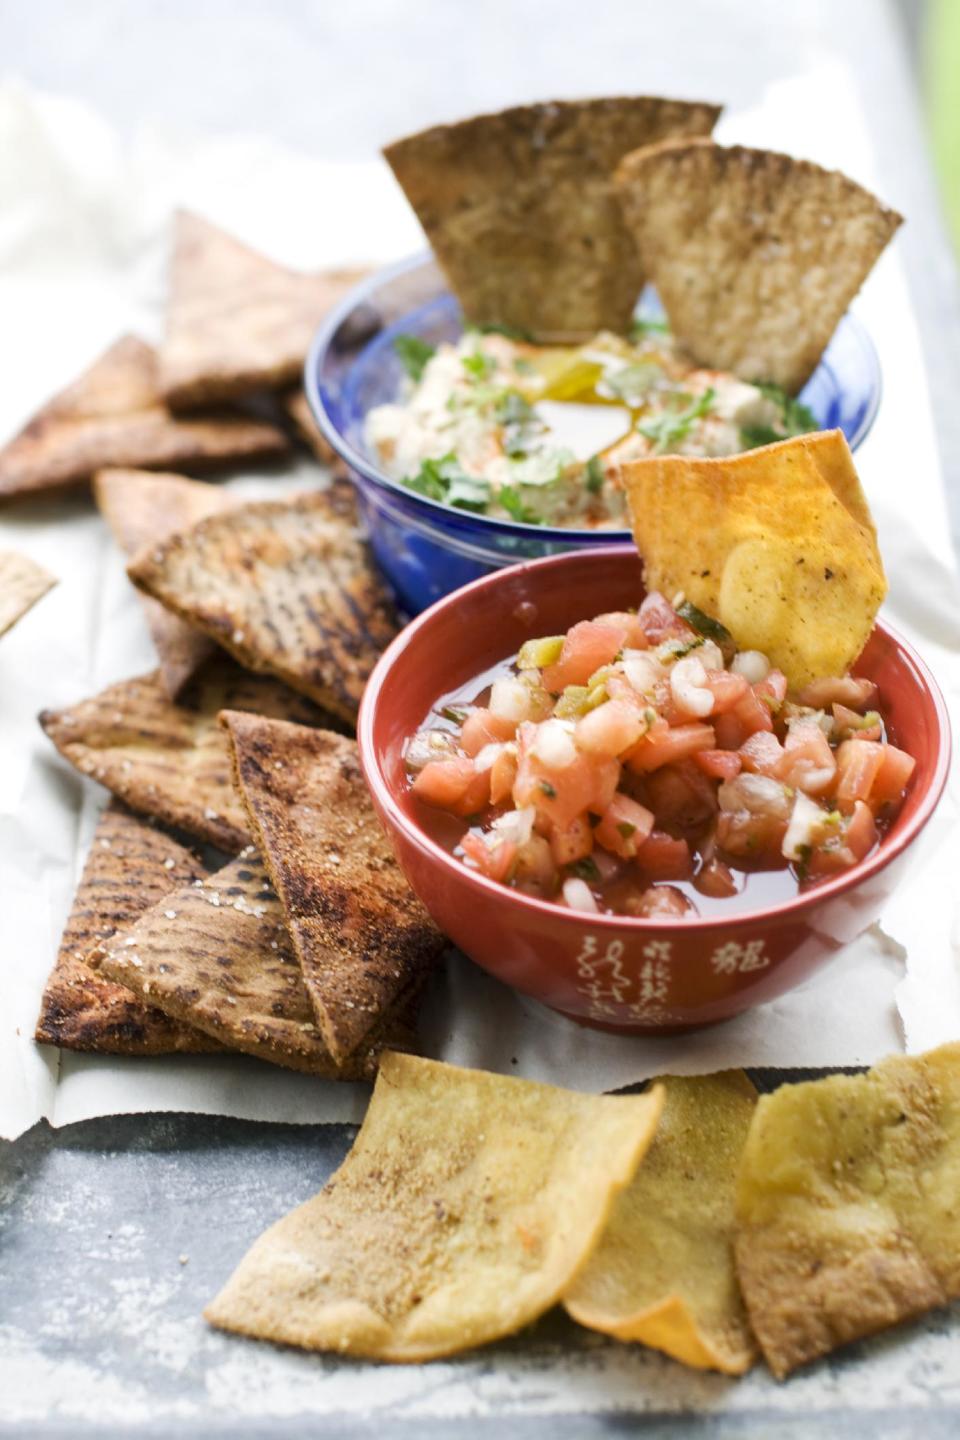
[
  {"left": 676, "top": 600, "right": 732, "bottom": 647},
  {"left": 393, "top": 334, "right": 435, "bottom": 382},
  {"left": 567, "top": 856, "right": 601, "bottom": 882},
  {"left": 639, "top": 388, "right": 716, "bottom": 454},
  {"left": 499, "top": 485, "right": 544, "bottom": 525},
  {"left": 462, "top": 349, "right": 497, "bottom": 381},
  {"left": 495, "top": 390, "right": 544, "bottom": 456},
  {"left": 584, "top": 455, "right": 605, "bottom": 494},
  {"left": 447, "top": 472, "right": 493, "bottom": 513},
  {"left": 403, "top": 453, "right": 491, "bottom": 513},
  {"left": 629, "top": 315, "right": 671, "bottom": 341},
  {"left": 607, "top": 362, "right": 663, "bottom": 405},
  {"left": 539, "top": 780, "right": 557, "bottom": 799},
  {"left": 439, "top": 705, "right": 468, "bottom": 724},
  {"left": 740, "top": 383, "right": 818, "bottom": 450},
  {"left": 617, "top": 822, "right": 637, "bottom": 840},
  {"left": 739, "top": 423, "right": 783, "bottom": 449}
]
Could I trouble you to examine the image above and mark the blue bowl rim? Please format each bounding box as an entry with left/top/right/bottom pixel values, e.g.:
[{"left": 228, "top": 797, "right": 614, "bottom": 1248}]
[{"left": 304, "top": 252, "right": 884, "bottom": 542}]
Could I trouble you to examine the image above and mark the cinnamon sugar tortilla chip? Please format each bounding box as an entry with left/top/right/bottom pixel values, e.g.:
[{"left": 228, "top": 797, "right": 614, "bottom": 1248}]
[
  {"left": 615, "top": 139, "right": 902, "bottom": 392},
  {"left": 205, "top": 1053, "right": 665, "bottom": 1359},
  {"left": 0, "top": 551, "right": 57, "bottom": 637},
  {"left": 222, "top": 712, "right": 445, "bottom": 1063},
  {"left": 127, "top": 482, "right": 397, "bottom": 722},
  {"left": 0, "top": 335, "right": 288, "bottom": 502},
  {"left": 565, "top": 1072, "right": 758, "bottom": 1375},
  {"left": 39, "top": 655, "right": 332, "bottom": 851},
  {"left": 35, "top": 802, "right": 218, "bottom": 1056},
  {"left": 159, "top": 211, "right": 366, "bottom": 408},
  {"left": 384, "top": 97, "right": 721, "bottom": 342}
]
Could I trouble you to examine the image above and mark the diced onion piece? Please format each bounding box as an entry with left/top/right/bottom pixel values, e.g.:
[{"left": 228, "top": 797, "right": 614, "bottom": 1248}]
[
  {"left": 670, "top": 655, "right": 713, "bottom": 718},
  {"left": 622, "top": 649, "right": 664, "bottom": 695},
  {"left": 490, "top": 677, "right": 536, "bottom": 723},
  {"left": 531, "top": 718, "right": 578, "bottom": 769},
  {"left": 782, "top": 792, "right": 825, "bottom": 861},
  {"left": 491, "top": 806, "right": 536, "bottom": 847},
  {"left": 697, "top": 640, "right": 724, "bottom": 672},
  {"left": 562, "top": 877, "right": 599, "bottom": 913},
  {"left": 473, "top": 742, "right": 502, "bottom": 773},
  {"left": 404, "top": 729, "right": 455, "bottom": 771},
  {"left": 731, "top": 650, "right": 771, "bottom": 684}
]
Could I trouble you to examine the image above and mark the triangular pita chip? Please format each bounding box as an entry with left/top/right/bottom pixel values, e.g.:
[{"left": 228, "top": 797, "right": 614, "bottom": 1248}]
[
  {"left": 88, "top": 850, "right": 419, "bottom": 1077},
  {"left": 615, "top": 139, "right": 902, "bottom": 391},
  {"left": 621, "top": 430, "right": 887, "bottom": 688},
  {"left": 285, "top": 388, "right": 345, "bottom": 473},
  {"left": 565, "top": 1072, "right": 758, "bottom": 1375},
  {"left": 0, "top": 550, "right": 57, "bottom": 637},
  {"left": 735, "top": 1044, "right": 960, "bottom": 1378},
  {"left": 94, "top": 467, "right": 235, "bottom": 697},
  {"left": 384, "top": 97, "right": 721, "bottom": 341},
  {"left": 39, "top": 654, "right": 333, "bottom": 851},
  {"left": 222, "top": 712, "right": 445, "bottom": 1063},
  {"left": 127, "top": 481, "right": 397, "bottom": 721},
  {"left": 0, "top": 335, "right": 288, "bottom": 502},
  {"left": 205, "top": 1052, "right": 665, "bottom": 1359},
  {"left": 35, "top": 802, "right": 219, "bottom": 1056},
  {"left": 159, "top": 211, "right": 366, "bottom": 408}
]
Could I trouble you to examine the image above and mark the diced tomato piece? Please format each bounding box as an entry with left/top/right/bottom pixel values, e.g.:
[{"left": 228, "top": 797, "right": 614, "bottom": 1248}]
[
  {"left": 635, "top": 830, "right": 693, "bottom": 880},
  {"left": 694, "top": 858, "right": 739, "bottom": 899},
  {"left": 594, "top": 610, "right": 649, "bottom": 649},
  {"left": 871, "top": 744, "right": 916, "bottom": 806},
  {"left": 714, "top": 711, "right": 748, "bottom": 751},
  {"left": 575, "top": 699, "right": 644, "bottom": 758},
  {"left": 694, "top": 748, "right": 743, "bottom": 781},
  {"left": 834, "top": 739, "right": 886, "bottom": 811},
  {"left": 754, "top": 669, "right": 787, "bottom": 712},
  {"left": 776, "top": 719, "right": 837, "bottom": 796},
  {"left": 644, "top": 760, "right": 718, "bottom": 831},
  {"left": 739, "top": 731, "right": 785, "bottom": 777},
  {"left": 595, "top": 793, "right": 655, "bottom": 859},
  {"left": 795, "top": 676, "right": 879, "bottom": 711},
  {"left": 637, "top": 591, "right": 693, "bottom": 645},
  {"left": 626, "top": 722, "right": 716, "bottom": 773},
  {"left": 716, "top": 810, "right": 787, "bottom": 860},
  {"left": 806, "top": 803, "right": 876, "bottom": 877},
  {"left": 844, "top": 799, "right": 878, "bottom": 860},
  {"left": 549, "top": 815, "right": 594, "bottom": 866},
  {"left": 460, "top": 708, "right": 517, "bottom": 756},
  {"left": 732, "top": 685, "right": 774, "bottom": 737},
  {"left": 513, "top": 725, "right": 619, "bottom": 829},
  {"left": 542, "top": 621, "right": 628, "bottom": 692},
  {"left": 489, "top": 746, "right": 519, "bottom": 805},
  {"left": 702, "top": 670, "right": 749, "bottom": 714},
  {"left": 832, "top": 703, "right": 882, "bottom": 742},
  {"left": 626, "top": 884, "right": 697, "bottom": 919},
  {"left": 413, "top": 757, "right": 491, "bottom": 816},
  {"left": 460, "top": 832, "right": 518, "bottom": 883}
]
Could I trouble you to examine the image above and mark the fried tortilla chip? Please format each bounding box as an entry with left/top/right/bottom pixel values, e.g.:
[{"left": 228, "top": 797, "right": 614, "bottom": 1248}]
[
  {"left": 94, "top": 468, "right": 236, "bottom": 697},
  {"left": 159, "top": 211, "right": 366, "bottom": 408},
  {"left": 384, "top": 98, "right": 721, "bottom": 342},
  {"left": 35, "top": 802, "right": 219, "bottom": 1055},
  {"left": 39, "top": 655, "right": 330, "bottom": 851},
  {"left": 0, "top": 335, "right": 288, "bottom": 502},
  {"left": 735, "top": 1044, "right": 960, "bottom": 1378},
  {"left": 565, "top": 1072, "right": 758, "bottom": 1374},
  {"left": 615, "top": 139, "right": 902, "bottom": 392},
  {"left": 88, "top": 850, "right": 416, "bottom": 1077},
  {"left": 127, "top": 481, "right": 397, "bottom": 722},
  {"left": 222, "top": 712, "right": 445, "bottom": 1063},
  {"left": 285, "top": 388, "right": 344, "bottom": 473},
  {"left": 205, "top": 1052, "right": 665, "bottom": 1359},
  {"left": 621, "top": 430, "right": 887, "bottom": 689},
  {"left": 0, "top": 550, "right": 57, "bottom": 637}
]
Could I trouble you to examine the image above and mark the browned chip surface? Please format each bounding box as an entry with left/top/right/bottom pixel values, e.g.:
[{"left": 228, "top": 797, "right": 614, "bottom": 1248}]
[
  {"left": 615, "top": 139, "right": 902, "bottom": 391},
  {"left": 35, "top": 802, "right": 218, "bottom": 1055},
  {"left": 39, "top": 655, "right": 332, "bottom": 851},
  {"left": 285, "top": 388, "right": 344, "bottom": 472},
  {"left": 0, "top": 550, "right": 57, "bottom": 637},
  {"left": 222, "top": 712, "right": 445, "bottom": 1063},
  {"left": 127, "top": 481, "right": 397, "bottom": 722},
  {"left": 384, "top": 97, "right": 721, "bottom": 341},
  {"left": 0, "top": 335, "right": 289, "bottom": 502},
  {"left": 88, "top": 850, "right": 416, "bottom": 1077},
  {"left": 159, "top": 211, "right": 366, "bottom": 408}
]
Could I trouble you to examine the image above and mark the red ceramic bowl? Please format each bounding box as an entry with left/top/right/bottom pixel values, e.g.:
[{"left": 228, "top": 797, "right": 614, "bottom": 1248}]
[{"left": 359, "top": 546, "right": 951, "bottom": 1033}]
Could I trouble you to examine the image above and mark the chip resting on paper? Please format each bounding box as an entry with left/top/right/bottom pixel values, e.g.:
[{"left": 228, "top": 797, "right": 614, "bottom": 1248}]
[
  {"left": 0, "top": 335, "right": 288, "bottom": 502},
  {"left": 39, "top": 655, "right": 333, "bottom": 852},
  {"left": 158, "top": 211, "right": 367, "bottom": 408},
  {"left": 615, "top": 139, "right": 902, "bottom": 392},
  {"left": 734, "top": 1043, "right": 960, "bottom": 1378},
  {"left": 223, "top": 712, "right": 446, "bottom": 1063},
  {"left": 205, "top": 1052, "right": 665, "bottom": 1359},
  {"left": 0, "top": 550, "right": 57, "bottom": 637},
  {"left": 620, "top": 430, "right": 887, "bottom": 689},
  {"left": 564, "top": 1072, "right": 758, "bottom": 1375},
  {"left": 35, "top": 802, "right": 219, "bottom": 1056},
  {"left": 384, "top": 97, "right": 721, "bottom": 342},
  {"left": 127, "top": 482, "right": 397, "bottom": 722}
]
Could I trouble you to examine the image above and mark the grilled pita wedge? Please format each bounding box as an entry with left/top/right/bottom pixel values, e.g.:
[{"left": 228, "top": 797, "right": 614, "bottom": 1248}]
[
  {"left": 384, "top": 97, "right": 721, "bottom": 341},
  {"left": 0, "top": 335, "right": 288, "bottom": 502},
  {"left": 284, "top": 388, "right": 344, "bottom": 473},
  {"left": 222, "top": 713, "right": 445, "bottom": 1063},
  {"left": 0, "top": 551, "right": 57, "bottom": 637},
  {"left": 127, "top": 482, "right": 397, "bottom": 722},
  {"left": 615, "top": 140, "right": 902, "bottom": 392}
]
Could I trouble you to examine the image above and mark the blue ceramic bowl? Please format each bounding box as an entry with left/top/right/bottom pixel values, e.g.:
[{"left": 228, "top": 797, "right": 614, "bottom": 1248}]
[{"left": 305, "top": 254, "right": 882, "bottom": 616}]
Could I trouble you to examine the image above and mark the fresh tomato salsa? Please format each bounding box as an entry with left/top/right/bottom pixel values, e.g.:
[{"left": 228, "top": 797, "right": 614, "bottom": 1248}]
[{"left": 404, "top": 595, "right": 916, "bottom": 919}]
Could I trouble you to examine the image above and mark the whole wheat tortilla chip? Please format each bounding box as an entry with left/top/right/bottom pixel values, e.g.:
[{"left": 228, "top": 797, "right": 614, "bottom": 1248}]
[
  {"left": 35, "top": 802, "right": 219, "bottom": 1055},
  {"left": 615, "top": 139, "right": 902, "bottom": 392},
  {"left": 384, "top": 97, "right": 721, "bottom": 342},
  {"left": 0, "top": 335, "right": 288, "bottom": 502},
  {"left": 88, "top": 850, "right": 415, "bottom": 1077},
  {"left": 0, "top": 550, "right": 57, "bottom": 636},
  {"left": 159, "top": 211, "right": 366, "bottom": 408},
  {"left": 621, "top": 430, "right": 887, "bottom": 689},
  {"left": 222, "top": 712, "right": 445, "bottom": 1063},
  {"left": 39, "top": 655, "right": 332, "bottom": 851},
  {"left": 285, "top": 388, "right": 345, "bottom": 473},
  {"left": 94, "top": 467, "right": 236, "bottom": 697},
  {"left": 205, "top": 1052, "right": 665, "bottom": 1359},
  {"left": 127, "top": 481, "right": 397, "bottom": 721},
  {"left": 735, "top": 1044, "right": 960, "bottom": 1379},
  {"left": 565, "top": 1072, "right": 758, "bottom": 1374}
]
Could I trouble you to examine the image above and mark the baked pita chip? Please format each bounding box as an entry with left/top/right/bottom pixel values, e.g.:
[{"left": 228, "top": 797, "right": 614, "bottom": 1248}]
[
  {"left": 205, "top": 1052, "right": 665, "bottom": 1359},
  {"left": 0, "top": 550, "right": 57, "bottom": 637},
  {"left": 736, "top": 1044, "right": 960, "bottom": 1378},
  {"left": 39, "top": 655, "right": 331, "bottom": 851},
  {"left": 285, "top": 388, "right": 345, "bottom": 473},
  {"left": 127, "top": 482, "right": 397, "bottom": 722},
  {"left": 621, "top": 430, "right": 887, "bottom": 689},
  {"left": 159, "top": 211, "right": 366, "bottom": 408},
  {"left": 0, "top": 335, "right": 288, "bottom": 502},
  {"left": 384, "top": 97, "right": 721, "bottom": 342},
  {"left": 565, "top": 1072, "right": 758, "bottom": 1375},
  {"left": 222, "top": 712, "right": 445, "bottom": 1063},
  {"left": 615, "top": 139, "right": 902, "bottom": 392},
  {"left": 88, "top": 850, "right": 417, "bottom": 1077},
  {"left": 35, "top": 802, "right": 219, "bottom": 1055},
  {"left": 94, "top": 467, "right": 235, "bottom": 697}
]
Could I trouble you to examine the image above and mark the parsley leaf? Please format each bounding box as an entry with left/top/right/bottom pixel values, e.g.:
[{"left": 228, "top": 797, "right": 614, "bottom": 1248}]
[
  {"left": 462, "top": 349, "right": 496, "bottom": 382},
  {"left": 740, "top": 383, "right": 818, "bottom": 450},
  {"left": 584, "top": 455, "right": 605, "bottom": 494},
  {"left": 495, "top": 390, "right": 544, "bottom": 457},
  {"left": 499, "top": 485, "right": 544, "bottom": 525},
  {"left": 567, "top": 856, "right": 601, "bottom": 882},
  {"left": 639, "top": 388, "right": 715, "bottom": 454},
  {"left": 403, "top": 453, "right": 491, "bottom": 513},
  {"left": 393, "top": 334, "right": 435, "bottom": 382}
]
